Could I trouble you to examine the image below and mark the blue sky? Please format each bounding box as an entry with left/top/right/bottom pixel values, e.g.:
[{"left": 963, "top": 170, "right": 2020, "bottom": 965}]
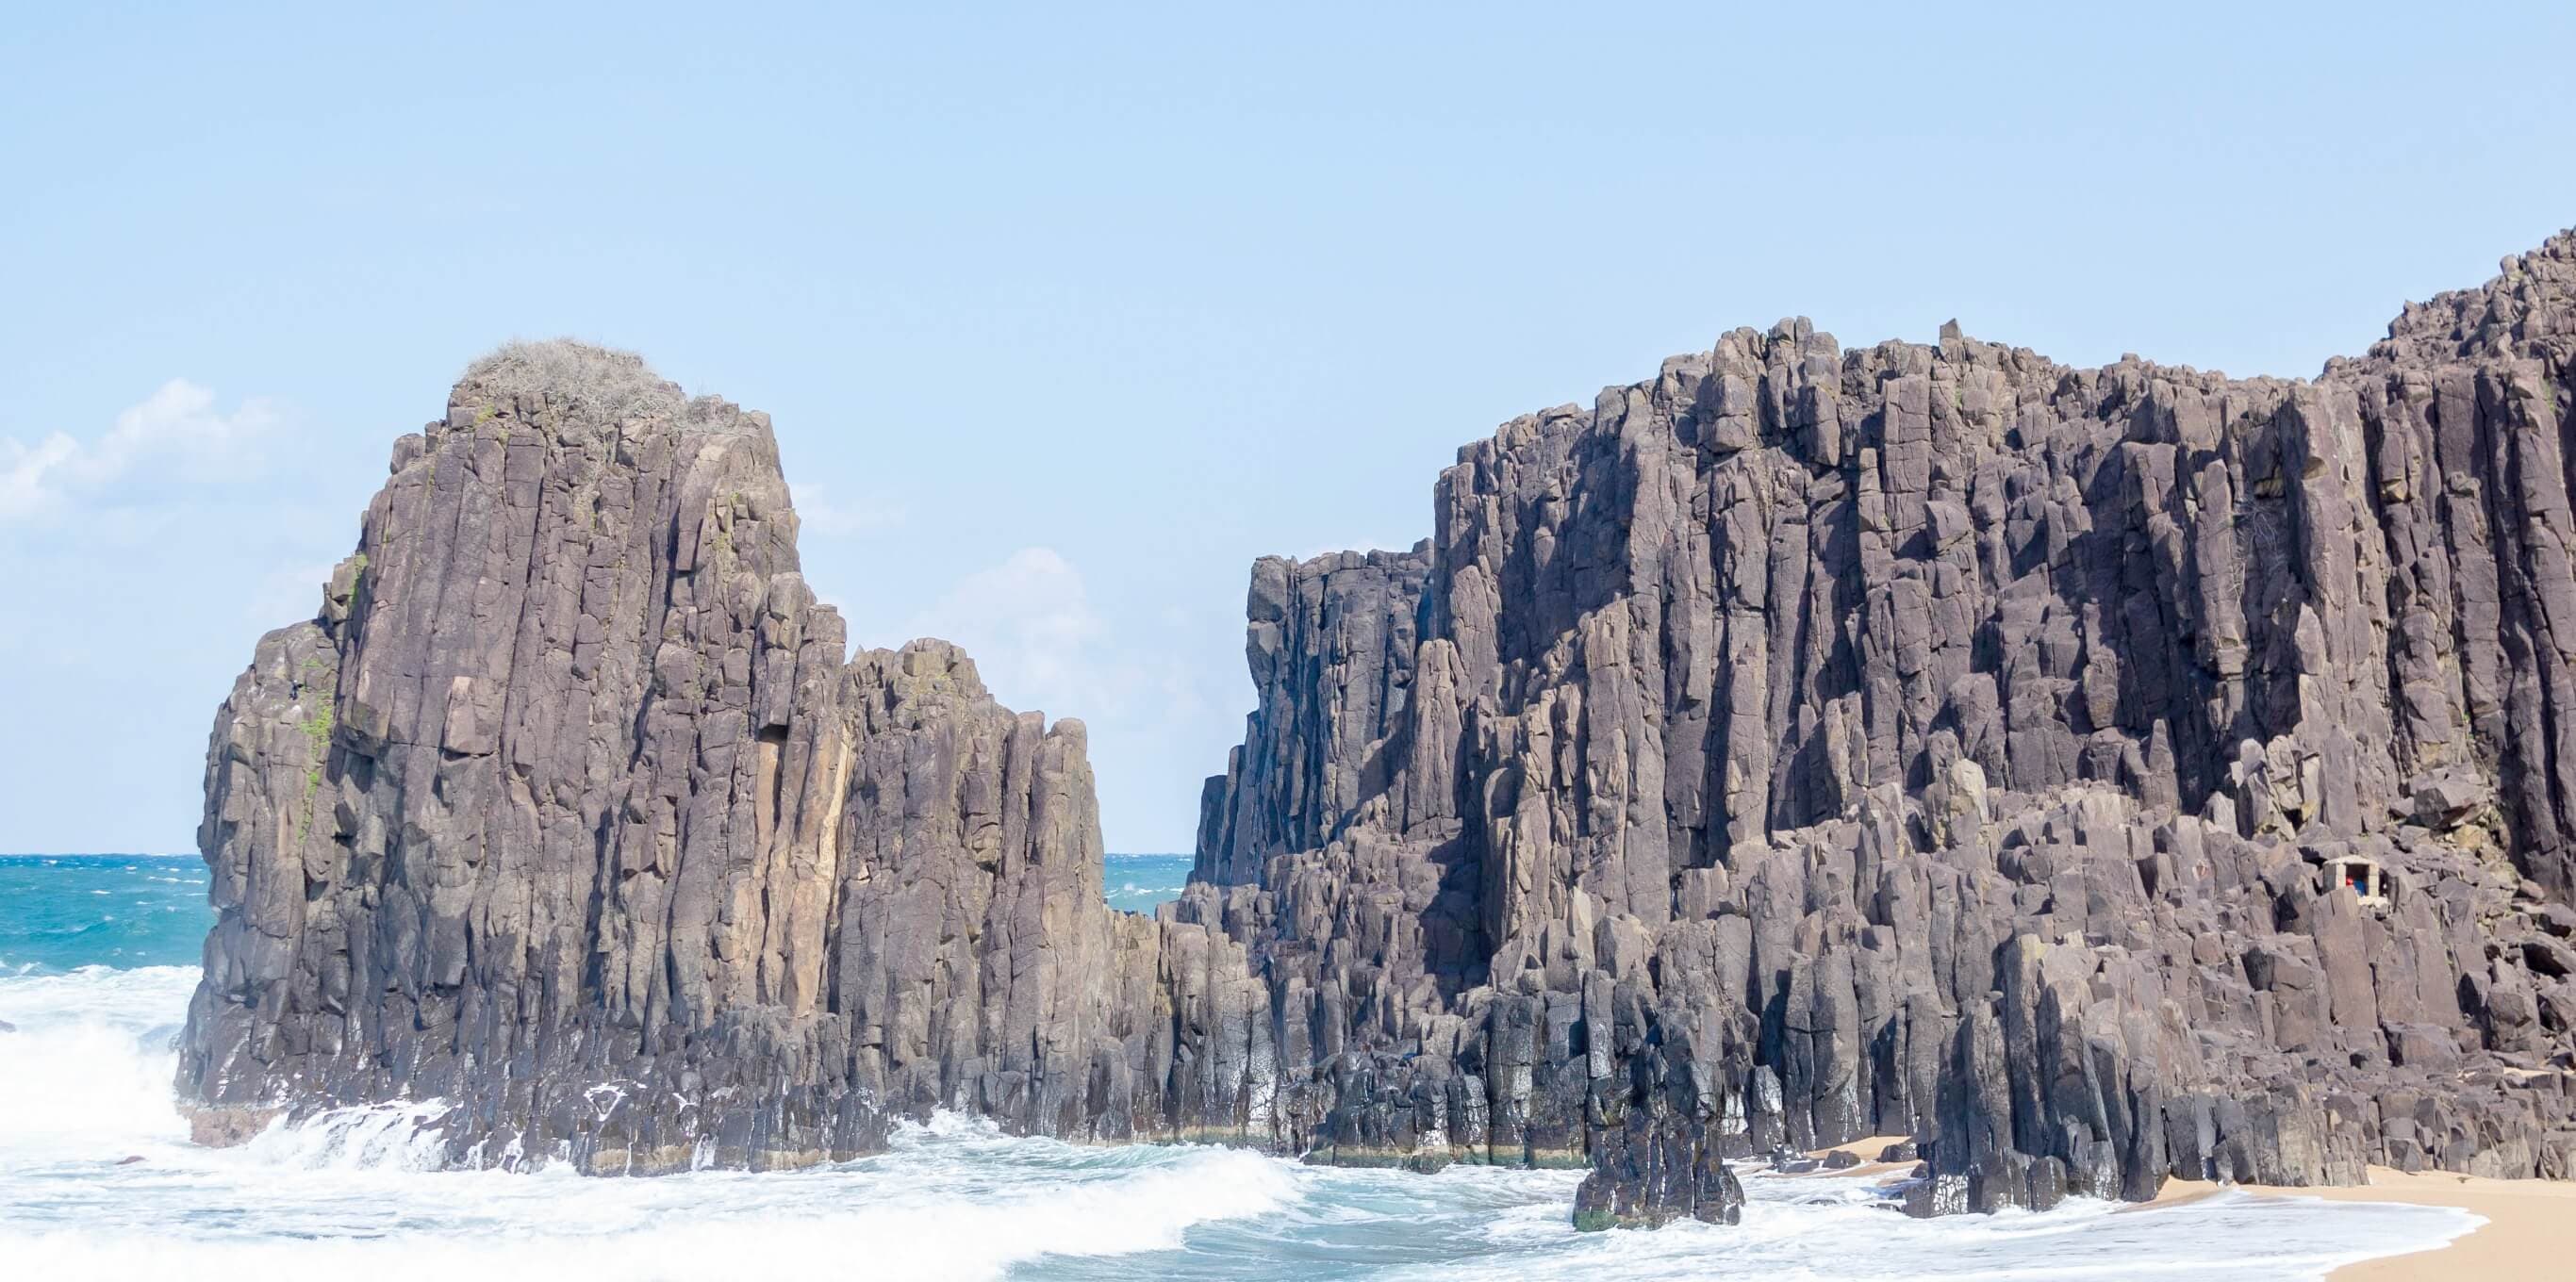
[{"left": 5, "top": 3, "right": 2574, "bottom": 854}]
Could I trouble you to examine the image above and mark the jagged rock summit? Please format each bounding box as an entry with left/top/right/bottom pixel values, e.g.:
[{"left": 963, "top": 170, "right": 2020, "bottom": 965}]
[
  {"left": 183, "top": 338, "right": 1196, "bottom": 1165},
  {"left": 186, "top": 233, "right": 2576, "bottom": 1232}
]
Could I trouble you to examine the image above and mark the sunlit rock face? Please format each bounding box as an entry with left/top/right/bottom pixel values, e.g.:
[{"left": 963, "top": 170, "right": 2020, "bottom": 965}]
[
  {"left": 1189, "top": 234, "right": 2576, "bottom": 1224},
  {"left": 179, "top": 340, "right": 1248, "bottom": 1170}
]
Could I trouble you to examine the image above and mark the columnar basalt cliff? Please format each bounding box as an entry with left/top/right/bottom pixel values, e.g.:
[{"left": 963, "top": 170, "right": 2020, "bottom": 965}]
[
  {"left": 181, "top": 344, "right": 1266, "bottom": 1167},
  {"left": 187, "top": 236, "right": 2576, "bottom": 1229},
  {"left": 1186, "top": 233, "right": 2576, "bottom": 1224}
]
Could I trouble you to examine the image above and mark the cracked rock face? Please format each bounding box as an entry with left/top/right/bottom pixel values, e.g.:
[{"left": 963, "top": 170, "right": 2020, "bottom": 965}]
[
  {"left": 180, "top": 342, "right": 1261, "bottom": 1168},
  {"left": 1184, "top": 233, "right": 2576, "bottom": 1225},
  {"left": 185, "top": 234, "right": 2576, "bottom": 1227}
]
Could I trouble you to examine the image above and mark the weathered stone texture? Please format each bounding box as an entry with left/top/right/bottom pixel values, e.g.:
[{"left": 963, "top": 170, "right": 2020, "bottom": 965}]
[
  {"left": 1196, "top": 547, "right": 1432, "bottom": 886},
  {"left": 1186, "top": 232, "right": 2576, "bottom": 1224},
  {"left": 179, "top": 343, "right": 1248, "bottom": 1168}
]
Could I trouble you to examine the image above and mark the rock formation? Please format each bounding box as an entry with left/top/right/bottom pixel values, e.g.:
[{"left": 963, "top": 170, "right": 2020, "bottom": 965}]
[
  {"left": 181, "top": 344, "right": 1261, "bottom": 1166},
  {"left": 186, "top": 233, "right": 2576, "bottom": 1230},
  {"left": 1186, "top": 232, "right": 2576, "bottom": 1225}
]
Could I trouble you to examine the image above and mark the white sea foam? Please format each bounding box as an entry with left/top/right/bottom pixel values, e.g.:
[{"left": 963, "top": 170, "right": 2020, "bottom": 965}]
[
  {"left": 0, "top": 964, "right": 194, "bottom": 1156},
  {"left": 0, "top": 965, "right": 1305, "bottom": 1280},
  {"left": 1379, "top": 1168, "right": 2485, "bottom": 1282},
  {"left": 0, "top": 962, "right": 2484, "bottom": 1281},
  {"left": 0, "top": 1141, "right": 1302, "bottom": 1281},
  {"left": 238, "top": 1098, "right": 460, "bottom": 1171}
]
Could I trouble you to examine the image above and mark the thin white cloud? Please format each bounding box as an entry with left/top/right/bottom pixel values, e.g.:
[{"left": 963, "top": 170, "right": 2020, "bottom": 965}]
[
  {"left": 246, "top": 562, "right": 341, "bottom": 627},
  {"left": 1, "top": 380, "right": 281, "bottom": 522},
  {"left": 906, "top": 547, "right": 1109, "bottom": 716},
  {"left": 790, "top": 482, "right": 907, "bottom": 536},
  {"left": 897, "top": 545, "right": 1248, "bottom": 848}
]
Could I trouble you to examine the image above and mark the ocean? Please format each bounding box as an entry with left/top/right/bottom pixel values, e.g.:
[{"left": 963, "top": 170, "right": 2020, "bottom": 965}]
[{"left": 0, "top": 852, "right": 2479, "bottom": 1280}]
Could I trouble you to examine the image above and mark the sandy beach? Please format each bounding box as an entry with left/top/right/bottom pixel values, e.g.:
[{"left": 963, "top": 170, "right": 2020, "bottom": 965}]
[
  {"left": 2300, "top": 1167, "right": 2574, "bottom": 1280},
  {"left": 2140, "top": 1166, "right": 2575, "bottom": 1278},
  {"left": 1778, "top": 1135, "right": 1921, "bottom": 1182},
  {"left": 1810, "top": 1145, "right": 2572, "bottom": 1277}
]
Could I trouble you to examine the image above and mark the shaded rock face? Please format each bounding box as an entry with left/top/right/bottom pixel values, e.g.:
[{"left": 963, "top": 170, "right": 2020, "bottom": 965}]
[
  {"left": 1196, "top": 547, "right": 1433, "bottom": 888},
  {"left": 186, "top": 232, "right": 2576, "bottom": 1226},
  {"left": 1182, "top": 235, "right": 2576, "bottom": 1224}
]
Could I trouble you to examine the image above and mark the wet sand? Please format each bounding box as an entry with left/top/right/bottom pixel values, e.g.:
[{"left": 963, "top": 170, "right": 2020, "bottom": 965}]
[
  {"left": 2304, "top": 1167, "right": 2572, "bottom": 1280},
  {"left": 2144, "top": 1166, "right": 2573, "bottom": 1278},
  {"left": 1805, "top": 1142, "right": 2569, "bottom": 1275}
]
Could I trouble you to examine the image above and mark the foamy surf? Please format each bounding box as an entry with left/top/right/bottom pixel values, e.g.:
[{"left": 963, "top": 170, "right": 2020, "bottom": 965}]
[
  {"left": 0, "top": 870, "right": 2489, "bottom": 1281},
  {"left": 0, "top": 1136, "right": 1302, "bottom": 1282},
  {"left": 0, "top": 963, "right": 194, "bottom": 1156},
  {"left": 0, "top": 964, "right": 1306, "bottom": 1281}
]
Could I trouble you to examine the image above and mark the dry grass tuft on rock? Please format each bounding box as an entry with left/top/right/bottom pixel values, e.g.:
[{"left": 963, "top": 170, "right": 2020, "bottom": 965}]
[{"left": 456, "top": 338, "right": 689, "bottom": 424}]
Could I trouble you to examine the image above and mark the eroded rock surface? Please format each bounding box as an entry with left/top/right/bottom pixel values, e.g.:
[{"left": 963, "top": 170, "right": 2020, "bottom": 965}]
[
  {"left": 186, "top": 235, "right": 2576, "bottom": 1228},
  {"left": 1177, "top": 233, "right": 2576, "bottom": 1225},
  {"left": 180, "top": 344, "right": 1260, "bottom": 1168}
]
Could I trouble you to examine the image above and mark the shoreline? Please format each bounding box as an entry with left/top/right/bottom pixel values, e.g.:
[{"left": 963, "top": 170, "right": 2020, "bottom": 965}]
[
  {"left": 2291, "top": 1167, "right": 2565, "bottom": 1282},
  {"left": 1795, "top": 1145, "right": 2566, "bottom": 1277},
  {"left": 2140, "top": 1166, "right": 2570, "bottom": 1279}
]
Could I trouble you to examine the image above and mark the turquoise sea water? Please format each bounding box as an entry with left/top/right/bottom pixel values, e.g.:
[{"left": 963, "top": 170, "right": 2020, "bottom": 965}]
[
  {"left": 0, "top": 855, "right": 210, "bottom": 975},
  {"left": 0, "top": 852, "right": 1189, "bottom": 974},
  {"left": 1101, "top": 852, "right": 1193, "bottom": 914},
  {"left": 0, "top": 852, "right": 2482, "bottom": 1280}
]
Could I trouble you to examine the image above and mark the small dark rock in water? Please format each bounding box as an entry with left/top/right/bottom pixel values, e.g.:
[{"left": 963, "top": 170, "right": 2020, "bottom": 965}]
[
  {"left": 1766, "top": 1146, "right": 1823, "bottom": 1175},
  {"left": 1823, "top": 1150, "right": 1863, "bottom": 1171},
  {"left": 115, "top": 1156, "right": 145, "bottom": 1166},
  {"left": 0, "top": 1018, "right": 15, "bottom": 1033},
  {"left": 1878, "top": 1140, "right": 1921, "bottom": 1162}
]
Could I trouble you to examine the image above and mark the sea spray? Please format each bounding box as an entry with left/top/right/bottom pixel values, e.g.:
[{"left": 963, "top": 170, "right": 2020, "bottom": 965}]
[
  {"left": 0, "top": 963, "right": 194, "bottom": 1155},
  {"left": 239, "top": 1100, "right": 461, "bottom": 1172}
]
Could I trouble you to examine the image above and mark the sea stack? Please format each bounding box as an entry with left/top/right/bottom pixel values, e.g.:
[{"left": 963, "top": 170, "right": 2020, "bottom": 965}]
[
  {"left": 178, "top": 342, "right": 1231, "bottom": 1166},
  {"left": 184, "top": 234, "right": 2576, "bottom": 1227}
]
